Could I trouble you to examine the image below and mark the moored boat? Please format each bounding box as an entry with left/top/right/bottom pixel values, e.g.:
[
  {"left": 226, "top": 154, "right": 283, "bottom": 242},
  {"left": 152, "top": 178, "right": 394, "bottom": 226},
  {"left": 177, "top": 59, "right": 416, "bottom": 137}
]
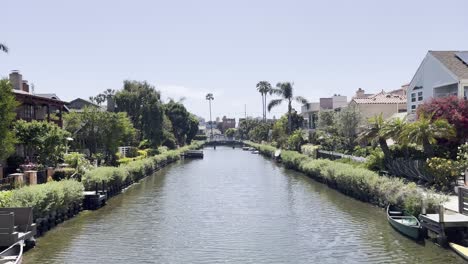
[
  {"left": 251, "top": 150, "right": 259, "bottom": 154},
  {"left": 449, "top": 242, "right": 468, "bottom": 261},
  {"left": 0, "top": 241, "right": 23, "bottom": 264},
  {"left": 387, "top": 205, "right": 422, "bottom": 240},
  {"left": 242, "top": 146, "right": 249, "bottom": 151}
]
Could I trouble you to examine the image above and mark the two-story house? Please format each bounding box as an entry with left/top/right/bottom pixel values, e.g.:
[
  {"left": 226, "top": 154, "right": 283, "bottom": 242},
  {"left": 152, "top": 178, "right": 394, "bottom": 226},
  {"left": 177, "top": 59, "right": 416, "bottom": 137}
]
[{"left": 408, "top": 51, "right": 468, "bottom": 113}]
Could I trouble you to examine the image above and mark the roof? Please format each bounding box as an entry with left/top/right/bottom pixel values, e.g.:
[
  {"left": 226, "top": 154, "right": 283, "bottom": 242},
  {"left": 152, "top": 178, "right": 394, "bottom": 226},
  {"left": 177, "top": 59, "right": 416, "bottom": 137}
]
[
  {"left": 68, "top": 98, "right": 100, "bottom": 108},
  {"left": 429, "top": 51, "right": 468, "bottom": 79},
  {"left": 12, "top": 89, "right": 68, "bottom": 105},
  {"left": 36, "top": 93, "right": 61, "bottom": 100},
  {"left": 351, "top": 90, "right": 406, "bottom": 105}
]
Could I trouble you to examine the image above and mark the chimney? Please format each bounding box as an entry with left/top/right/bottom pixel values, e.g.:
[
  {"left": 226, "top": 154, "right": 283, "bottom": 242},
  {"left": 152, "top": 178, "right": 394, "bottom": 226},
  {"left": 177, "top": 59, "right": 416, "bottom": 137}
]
[
  {"left": 22, "top": 80, "right": 30, "bottom": 93},
  {"left": 355, "top": 88, "right": 365, "bottom": 98},
  {"left": 9, "top": 70, "right": 22, "bottom": 91}
]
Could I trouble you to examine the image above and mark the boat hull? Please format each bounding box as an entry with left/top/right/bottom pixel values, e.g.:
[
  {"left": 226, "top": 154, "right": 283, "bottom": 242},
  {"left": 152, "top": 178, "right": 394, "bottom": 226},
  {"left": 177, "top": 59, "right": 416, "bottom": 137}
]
[
  {"left": 387, "top": 205, "right": 421, "bottom": 240},
  {"left": 449, "top": 242, "right": 468, "bottom": 261}
]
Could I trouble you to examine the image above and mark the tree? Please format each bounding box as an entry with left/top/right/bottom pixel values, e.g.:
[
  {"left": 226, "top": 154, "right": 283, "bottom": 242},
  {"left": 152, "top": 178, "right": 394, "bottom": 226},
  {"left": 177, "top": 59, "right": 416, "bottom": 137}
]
[
  {"left": 0, "top": 79, "right": 18, "bottom": 161},
  {"left": 114, "top": 80, "right": 164, "bottom": 146},
  {"left": 335, "top": 105, "right": 361, "bottom": 151},
  {"left": 63, "top": 107, "right": 136, "bottom": 164},
  {"left": 256, "top": 81, "right": 272, "bottom": 122},
  {"left": 206, "top": 93, "right": 214, "bottom": 138},
  {"left": 417, "top": 96, "right": 468, "bottom": 142},
  {"left": 225, "top": 128, "right": 236, "bottom": 139},
  {"left": 287, "top": 130, "right": 307, "bottom": 151},
  {"left": 14, "top": 120, "right": 71, "bottom": 166},
  {"left": 165, "top": 100, "right": 190, "bottom": 146},
  {"left": 271, "top": 112, "right": 304, "bottom": 147},
  {"left": 186, "top": 114, "right": 199, "bottom": 144},
  {"left": 400, "top": 113, "right": 456, "bottom": 157},
  {"left": 317, "top": 110, "right": 337, "bottom": 133},
  {"left": 358, "top": 114, "right": 391, "bottom": 161},
  {"left": 0, "top": 43, "right": 8, "bottom": 53},
  {"left": 380, "top": 117, "right": 406, "bottom": 145},
  {"left": 267, "top": 82, "right": 308, "bottom": 134},
  {"left": 237, "top": 119, "right": 262, "bottom": 140},
  {"left": 248, "top": 123, "right": 271, "bottom": 142}
]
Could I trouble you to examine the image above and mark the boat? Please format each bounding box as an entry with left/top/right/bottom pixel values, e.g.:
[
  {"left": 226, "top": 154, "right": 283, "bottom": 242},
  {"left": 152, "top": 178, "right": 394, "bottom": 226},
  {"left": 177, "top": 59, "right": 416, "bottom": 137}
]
[
  {"left": 0, "top": 241, "right": 23, "bottom": 264},
  {"left": 251, "top": 150, "right": 259, "bottom": 154},
  {"left": 274, "top": 149, "right": 282, "bottom": 162},
  {"left": 449, "top": 242, "right": 468, "bottom": 261},
  {"left": 242, "top": 146, "right": 249, "bottom": 151},
  {"left": 386, "top": 205, "right": 422, "bottom": 240}
]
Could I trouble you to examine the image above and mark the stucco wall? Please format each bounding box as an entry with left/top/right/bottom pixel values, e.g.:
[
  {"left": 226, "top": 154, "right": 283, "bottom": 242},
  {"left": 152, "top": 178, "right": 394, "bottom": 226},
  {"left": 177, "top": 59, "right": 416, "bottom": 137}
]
[{"left": 350, "top": 102, "right": 407, "bottom": 121}]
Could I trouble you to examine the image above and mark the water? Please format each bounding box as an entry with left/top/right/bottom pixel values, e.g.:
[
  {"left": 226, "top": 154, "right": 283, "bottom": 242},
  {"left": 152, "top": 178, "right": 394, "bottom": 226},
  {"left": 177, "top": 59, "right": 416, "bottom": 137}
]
[{"left": 24, "top": 147, "right": 464, "bottom": 263}]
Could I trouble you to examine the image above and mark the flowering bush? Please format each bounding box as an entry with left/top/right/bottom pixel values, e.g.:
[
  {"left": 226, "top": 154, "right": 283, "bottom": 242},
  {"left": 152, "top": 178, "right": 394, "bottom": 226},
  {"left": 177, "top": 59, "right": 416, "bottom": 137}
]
[
  {"left": 426, "top": 157, "right": 461, "bottom": 191},
  {"left": 301, "top": 144, "right": 320, "bottom": 159}
]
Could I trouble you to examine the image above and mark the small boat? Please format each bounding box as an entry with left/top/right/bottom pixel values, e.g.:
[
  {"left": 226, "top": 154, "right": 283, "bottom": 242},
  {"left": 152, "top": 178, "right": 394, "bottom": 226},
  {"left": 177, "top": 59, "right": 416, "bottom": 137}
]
[
  {"left": 242, "top": 146, "right": 249, "bottom": 151},
  {"left": 449, "top": 242, "right": 468, "bottom": 261},
  {"left": 251, "top": 150, "right": 259, "bottom": 154},
  {"left": 387, "top": 205, "right": 422, "bottom": 240},
  {"left": 274, "top": 149, "right": 282, "bottom": 162},
  {"left": 0, "top": 241, "right": 23, "bottom": 264}
]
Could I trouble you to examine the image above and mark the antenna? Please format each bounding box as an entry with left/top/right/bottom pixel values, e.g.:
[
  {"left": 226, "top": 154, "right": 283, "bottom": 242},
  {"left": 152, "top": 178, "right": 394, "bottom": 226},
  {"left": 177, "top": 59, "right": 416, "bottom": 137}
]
[{"left": 244, "top": 104, "right": 247, "bottom": 119}]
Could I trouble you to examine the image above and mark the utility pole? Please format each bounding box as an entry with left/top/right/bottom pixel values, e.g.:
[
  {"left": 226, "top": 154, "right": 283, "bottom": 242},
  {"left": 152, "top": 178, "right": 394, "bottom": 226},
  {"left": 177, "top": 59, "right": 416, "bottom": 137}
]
[{"left": 244, "top": 104, "right": 247, "bottom": 119}]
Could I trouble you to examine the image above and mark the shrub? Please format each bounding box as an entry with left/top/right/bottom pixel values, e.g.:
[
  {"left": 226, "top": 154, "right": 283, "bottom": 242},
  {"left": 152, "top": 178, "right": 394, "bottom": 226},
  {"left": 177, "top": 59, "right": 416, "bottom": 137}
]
[
  {"left": 0, "top": 191, "right": 13, "bottom": 207},
  {"left": 301, "top": 144, "right": 320, "bottom": 159},
  {"left": 246, "top": 142, "right": 446, "bottom": 215},
  {"left": 53, "top": 168, "right": 76, "bottom": 181},
  {"left": 64, "top": 152, "right": 93, "bottom": 174},
  {"left": 365, "top": 149, "right": 385, "bottom": 171},
  {"left": 83, "top": 141, "right": 204, "bottom": 191},
  {"left": 426, "top": 157, "right": 461, "bottom": 191},
  {"left": 126, "top": 147, "right": 139, "bottom": 158},
  {"left": 5, "top": 180, "right": 83, "bottom": 219}
]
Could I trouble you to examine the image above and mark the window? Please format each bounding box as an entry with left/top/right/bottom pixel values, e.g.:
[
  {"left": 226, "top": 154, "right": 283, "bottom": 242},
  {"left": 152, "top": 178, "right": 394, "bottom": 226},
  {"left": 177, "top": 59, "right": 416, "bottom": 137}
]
[
  {"left": 411, "top": 105, "right": 416, "bottom": 112},
  {"left": 411, "top": 93, "right": 416, "bottom": 102},
  {"left": 22, "top": 104, "right": 35, "bottom": 119},
  {"left": 464, "top": 86, "right": 468, "bottom": 100},
  {"left": 417, "top": 92, "right": 423, "bottom": 101}
]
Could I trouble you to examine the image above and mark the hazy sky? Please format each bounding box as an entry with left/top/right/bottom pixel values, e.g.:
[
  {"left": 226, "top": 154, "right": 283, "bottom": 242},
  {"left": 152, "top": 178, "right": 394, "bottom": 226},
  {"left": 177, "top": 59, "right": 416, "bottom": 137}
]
[{"left": 2, "top": 0, "right": 468, "bottom": 120}]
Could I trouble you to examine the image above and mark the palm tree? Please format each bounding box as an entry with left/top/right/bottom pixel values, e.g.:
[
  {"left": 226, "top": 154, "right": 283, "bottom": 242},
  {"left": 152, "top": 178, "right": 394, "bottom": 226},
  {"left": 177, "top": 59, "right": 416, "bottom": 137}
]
[
  {"left": 206, "top": 93, "right": 214, "bottom": 138},
  {"left": 0, "top": 43, "right": 8, "bottom": 53},
  {"left": 400, "top": 113, "right": 455, "bottom": 157},
  {"left": 380, "top": 117, "right": 406, "bottom": 145},
  {"left": 256, "top": 81, "right": 272, "bottom": 122},
  {"left": 267, "top": 82, "right": 308, "bottom": 134},
  {"left": 358, "top": 114, "right": 392, "bottom": 160}
]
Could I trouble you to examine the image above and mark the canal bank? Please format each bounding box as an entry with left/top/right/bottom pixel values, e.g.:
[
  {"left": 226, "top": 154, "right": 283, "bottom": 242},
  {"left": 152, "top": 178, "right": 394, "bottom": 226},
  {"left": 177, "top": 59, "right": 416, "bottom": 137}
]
[
  {"left": 24, "top": 147, "right": 464, "bottom": 263},
  {"left": 245, "top": 142, "right": 446, "bottom": 216}
]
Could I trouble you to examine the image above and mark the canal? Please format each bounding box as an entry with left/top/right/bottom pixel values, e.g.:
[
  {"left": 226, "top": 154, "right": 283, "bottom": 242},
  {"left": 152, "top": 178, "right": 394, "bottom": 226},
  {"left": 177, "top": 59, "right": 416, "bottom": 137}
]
[{"left": 24, "top": 147, "right": 464, "bottom": 263}]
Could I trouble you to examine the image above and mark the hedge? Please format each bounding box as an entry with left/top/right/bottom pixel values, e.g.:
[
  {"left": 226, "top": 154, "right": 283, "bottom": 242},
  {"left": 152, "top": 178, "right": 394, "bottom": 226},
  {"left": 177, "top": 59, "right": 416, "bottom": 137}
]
[
  {"left": 246, "top": 142, "right": 446, "bottom": 216},
  {"left": 82, "top": 141, "right": 204, "bottom": 190},
  {"left": 0, "top": 180, "right": 84, "bottom": 219}
]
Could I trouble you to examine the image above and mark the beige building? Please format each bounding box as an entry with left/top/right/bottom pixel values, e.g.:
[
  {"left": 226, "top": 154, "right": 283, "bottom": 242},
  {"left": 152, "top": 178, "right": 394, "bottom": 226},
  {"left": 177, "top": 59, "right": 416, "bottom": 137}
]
[{"left": 349, "top": 87, "right": 407, "bottom": 121}]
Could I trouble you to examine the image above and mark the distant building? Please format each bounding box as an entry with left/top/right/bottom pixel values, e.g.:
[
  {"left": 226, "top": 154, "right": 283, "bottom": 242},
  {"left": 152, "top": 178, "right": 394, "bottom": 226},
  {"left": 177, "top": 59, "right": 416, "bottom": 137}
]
[
  {"left": 407, "top": 51, "right": 468, "bottom": 114},
  {"left": 349, "top": 87, "right": 407, "bottom": 120},
  {"left": 67, "top": 98, "right": 101, "bottom": 112},
  {"left": 219, "top": 116, "right": 236, "bottom": 133},
  {"left": 301, "top": 94, "right": 348, "bottom": 129},
  {"left": 9, "top": 71, "right": 68, "bottom": 128}
]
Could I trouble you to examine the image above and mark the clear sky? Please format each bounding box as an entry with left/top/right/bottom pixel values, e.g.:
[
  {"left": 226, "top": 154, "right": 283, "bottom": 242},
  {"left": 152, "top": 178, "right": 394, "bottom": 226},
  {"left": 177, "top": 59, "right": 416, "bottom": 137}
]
[{"left": 2, "top": 0, "right": 468, "bottom": 121}]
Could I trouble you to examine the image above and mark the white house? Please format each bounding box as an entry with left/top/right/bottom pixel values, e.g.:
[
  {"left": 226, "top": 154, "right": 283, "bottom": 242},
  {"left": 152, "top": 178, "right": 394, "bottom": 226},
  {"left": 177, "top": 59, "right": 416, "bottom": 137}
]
[{"left": 408, "top": 51, "right": 468, "bottom": 113}]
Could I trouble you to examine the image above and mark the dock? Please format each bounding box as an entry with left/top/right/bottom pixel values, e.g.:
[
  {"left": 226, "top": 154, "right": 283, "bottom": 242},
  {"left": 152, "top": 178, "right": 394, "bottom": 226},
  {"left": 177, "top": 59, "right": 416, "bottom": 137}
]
[
  {"left": 183, "top": 150, "right": 204, "bottom": 158},
  {"left": 0, "top": 207, "right": 37, "bottom": 248},
  {"left": 83, "top": 191, "right": 107, "bottom": 210},
  {"left": 419, "top": 186, "right": 468, "bottom": 245}
]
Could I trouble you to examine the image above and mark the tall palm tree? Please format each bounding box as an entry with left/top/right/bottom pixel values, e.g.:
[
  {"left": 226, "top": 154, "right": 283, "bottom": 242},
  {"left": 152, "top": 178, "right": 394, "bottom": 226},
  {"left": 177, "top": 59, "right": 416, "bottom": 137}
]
[
  {"left": 400, "top": 113, "right": 455, "bottom": 157},
  {"left": 256, "top": 81, "right": 272, "bottom": 122},
  {"left": 267, "top": 82, "right": 308, "bottom": 134},
  {"left": 206, "top": 93, "right": 214, "bottom": 138},
  {"left": 0, "top": 43, "right": 8, "bottom": 53},
  {"left": 380, "top": 117, "right": 406, "bottom": 145},
  {"left": 358, "top": 114, "right": 392, "bottom": 160}
]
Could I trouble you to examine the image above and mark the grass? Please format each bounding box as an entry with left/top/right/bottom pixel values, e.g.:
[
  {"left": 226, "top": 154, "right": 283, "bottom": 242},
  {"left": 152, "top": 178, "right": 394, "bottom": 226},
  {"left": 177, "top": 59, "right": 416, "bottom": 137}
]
[{"left": 246, "top": 141, "right": 446, "bottom": 215}]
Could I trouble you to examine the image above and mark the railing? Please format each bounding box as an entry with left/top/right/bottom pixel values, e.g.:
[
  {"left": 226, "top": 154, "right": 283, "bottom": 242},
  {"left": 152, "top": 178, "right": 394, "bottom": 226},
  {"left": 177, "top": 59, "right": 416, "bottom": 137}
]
[
  {"left": 458, "top": 186, "right": 468, "bottom": 215},
  {"left": 317, "top": 150, "right": 367, "bottom": 163}
]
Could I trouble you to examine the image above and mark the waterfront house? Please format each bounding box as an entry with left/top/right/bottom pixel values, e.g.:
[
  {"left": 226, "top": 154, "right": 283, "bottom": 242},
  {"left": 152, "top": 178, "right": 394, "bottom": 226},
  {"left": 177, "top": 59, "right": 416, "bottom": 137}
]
[
  {"left": 301, "top": 94, "right": 347, "bottom": 130},
  {"left": 67, "top": 98, "right": 101, "bottom": 112},
  {"left": 219, "top": 116, "right": 236, "bottom": 133},
  {"left": 407, "top": 51, "right": 468, "bottom": 113},
  {"left": 9, "top": 71, "right": 68, "bottom": 128},
  {"left": 349, "top": 87, "right": 407, "bottom": 120}
]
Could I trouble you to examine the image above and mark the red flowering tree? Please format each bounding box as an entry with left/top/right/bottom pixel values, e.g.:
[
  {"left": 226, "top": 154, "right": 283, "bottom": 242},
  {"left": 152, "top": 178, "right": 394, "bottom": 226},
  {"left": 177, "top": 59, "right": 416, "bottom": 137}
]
[{"left": 417, "top": 96, "right": 468, "bottom": 142}]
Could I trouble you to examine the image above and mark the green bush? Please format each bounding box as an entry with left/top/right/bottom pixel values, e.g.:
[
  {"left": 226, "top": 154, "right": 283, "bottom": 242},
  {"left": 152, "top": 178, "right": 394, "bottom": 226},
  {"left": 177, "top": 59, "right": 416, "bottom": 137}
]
[
  {"left": 0, "top": 191, "right": 13, "bottom": 207},
  {"left": 83, "top": 141, "right": 204, "bottom": 191},
  {"left": 64, "top": 152, "right": 93, "bottom": 174},
  {"left": 4, "top": 180, "right": 83, "bottom": 219},
  {"left": 301, "top": 144, "right": 320, "bottom": 159},
  {"left": 246, "top": 142, "right": 446, "bottom": 215},
  {"left": 365, "top": 149, "right": 385, "bottom": 171}
]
